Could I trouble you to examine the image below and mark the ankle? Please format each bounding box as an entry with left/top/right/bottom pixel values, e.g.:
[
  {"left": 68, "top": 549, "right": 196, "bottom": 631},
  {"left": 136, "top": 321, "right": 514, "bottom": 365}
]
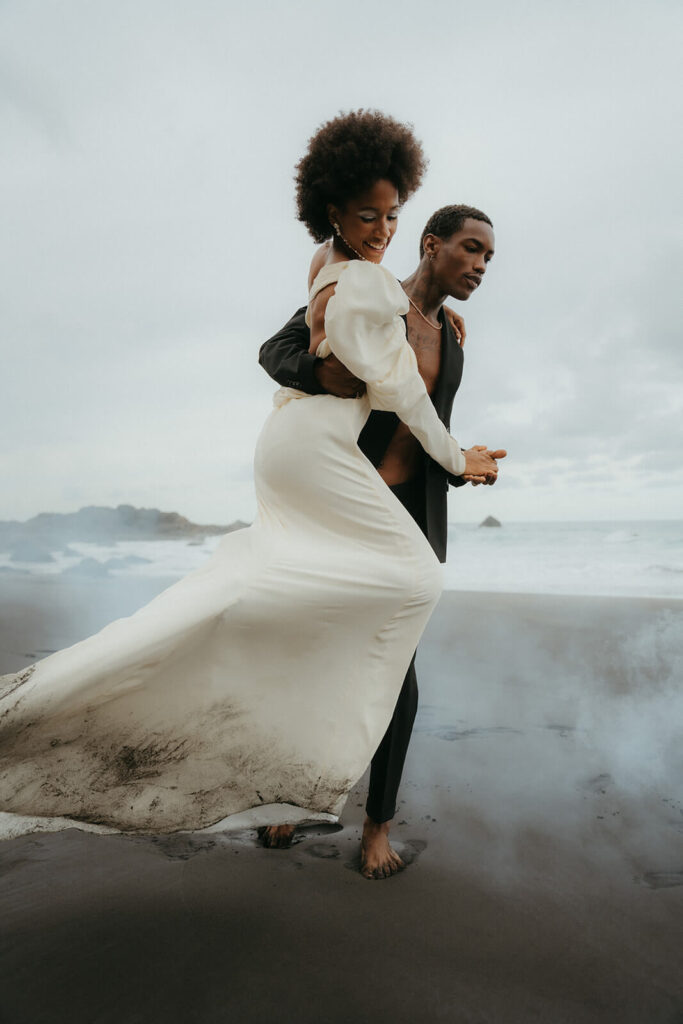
[{"left": 363, "top": 815, "right": 391, "bottom": 835}]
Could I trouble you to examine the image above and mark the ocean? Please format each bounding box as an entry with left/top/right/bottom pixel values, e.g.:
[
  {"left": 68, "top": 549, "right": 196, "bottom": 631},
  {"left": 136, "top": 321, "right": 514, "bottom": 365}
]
[
  {"left": 442, "top": 519, "right": 683, "bottom": 598},
  {"left": 2, "top": 519, "right": 681, "bottom": 600}
]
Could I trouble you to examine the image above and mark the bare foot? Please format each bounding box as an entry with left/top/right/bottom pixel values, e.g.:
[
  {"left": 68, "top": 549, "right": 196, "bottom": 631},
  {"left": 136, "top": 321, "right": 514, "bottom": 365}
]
[
  {"left": 257, "top": 824, "right": 296, "bottom": 849},
  {"left": 360, "top": 816, "right": 405, "bottom": 880}
]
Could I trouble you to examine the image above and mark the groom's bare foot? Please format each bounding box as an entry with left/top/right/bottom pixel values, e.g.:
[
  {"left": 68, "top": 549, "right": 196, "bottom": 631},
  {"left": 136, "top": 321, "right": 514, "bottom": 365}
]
[
  {"left": 360, "top": 816, "right": 405, "bottom": 879},
  {"left": 257, "top": 824, "right": 296, "bottom": 849}
]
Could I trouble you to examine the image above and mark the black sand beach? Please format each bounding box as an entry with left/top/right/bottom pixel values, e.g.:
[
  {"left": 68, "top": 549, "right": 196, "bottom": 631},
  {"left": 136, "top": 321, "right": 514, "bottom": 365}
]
[{"left": 1, "top": 577, "right": 682, "bottom": 1023}]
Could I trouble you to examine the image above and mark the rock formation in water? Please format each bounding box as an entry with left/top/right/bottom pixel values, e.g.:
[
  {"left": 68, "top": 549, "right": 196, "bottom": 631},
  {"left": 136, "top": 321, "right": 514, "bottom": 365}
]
[
  {"left": 479, "top": 515, "right": 502, "bottom": 528},
  {"left": 0, "top": 505, "right": 244, "bottom": 552}
]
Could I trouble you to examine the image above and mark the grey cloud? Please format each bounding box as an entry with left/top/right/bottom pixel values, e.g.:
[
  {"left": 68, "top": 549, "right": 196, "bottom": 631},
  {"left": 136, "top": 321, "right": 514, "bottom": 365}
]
[
  {"left": 1, "top": 0, "right": 681, "bottom": 522},
  {"left": 0, "top": 58, "right": 71, "bottom": 147}
]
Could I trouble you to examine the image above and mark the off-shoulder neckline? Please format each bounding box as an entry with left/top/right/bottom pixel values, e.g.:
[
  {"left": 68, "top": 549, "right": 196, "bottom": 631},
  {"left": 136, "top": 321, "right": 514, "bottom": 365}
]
[
  {"left": 308, "top": 259, "right": 395, "bottom": 304},
  {"left": 308, "top": 261, "right": 349, "bottom": 303}
]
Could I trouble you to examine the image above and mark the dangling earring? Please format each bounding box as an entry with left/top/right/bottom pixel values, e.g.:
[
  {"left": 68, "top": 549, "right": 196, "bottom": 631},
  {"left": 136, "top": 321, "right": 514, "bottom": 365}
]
[
  {"left": 429, "top": 253, "right": 435, "bottom": 262},
  {"left": 331, "top": 222, "right": 366, "bottom": 262}
]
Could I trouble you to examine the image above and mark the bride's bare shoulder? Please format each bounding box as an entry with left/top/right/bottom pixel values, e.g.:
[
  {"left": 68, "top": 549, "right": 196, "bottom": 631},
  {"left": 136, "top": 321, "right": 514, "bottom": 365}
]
[
  {"left": 307, "top": 245, "right": 348, "bottom": 353},
  {"left": 307, "top": 243, "right": 333, "bottom": 291}
]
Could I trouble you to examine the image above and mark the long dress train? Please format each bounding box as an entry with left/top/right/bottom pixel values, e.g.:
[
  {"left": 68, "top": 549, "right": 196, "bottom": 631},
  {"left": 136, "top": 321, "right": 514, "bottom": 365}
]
[{"left": 0, "top": 260, "right": 466, "bottom": 840}]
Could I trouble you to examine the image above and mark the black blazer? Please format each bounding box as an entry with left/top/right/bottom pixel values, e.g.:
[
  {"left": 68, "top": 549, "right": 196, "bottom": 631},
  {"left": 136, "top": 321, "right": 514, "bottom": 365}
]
[{"left": 258, "top": 307, "right": 465, "bottom": 563}]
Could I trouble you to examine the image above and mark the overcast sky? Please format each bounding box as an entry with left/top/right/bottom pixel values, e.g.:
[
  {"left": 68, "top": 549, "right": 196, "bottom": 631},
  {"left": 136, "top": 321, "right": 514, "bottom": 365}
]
[{"left": 2, "top": 0, "right": 681, "bottom": 525}]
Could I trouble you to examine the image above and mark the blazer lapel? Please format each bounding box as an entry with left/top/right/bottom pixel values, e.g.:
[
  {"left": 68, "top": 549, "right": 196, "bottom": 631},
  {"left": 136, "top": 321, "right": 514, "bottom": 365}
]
[{"left": 433, "top": 309, "right": 464, "bottom": 428}]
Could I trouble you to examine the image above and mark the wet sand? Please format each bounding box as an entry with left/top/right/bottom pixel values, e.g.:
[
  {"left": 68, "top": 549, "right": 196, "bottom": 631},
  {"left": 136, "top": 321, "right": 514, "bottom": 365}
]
[{"left": 1, "top": 577, "right": 682, "bottom": 1023}]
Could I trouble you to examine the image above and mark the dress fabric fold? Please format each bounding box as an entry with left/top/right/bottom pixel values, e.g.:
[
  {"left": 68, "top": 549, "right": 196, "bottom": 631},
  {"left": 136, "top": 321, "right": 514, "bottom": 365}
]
[{"left": 0, "top": 261, "right": 450, "bottom": 840}]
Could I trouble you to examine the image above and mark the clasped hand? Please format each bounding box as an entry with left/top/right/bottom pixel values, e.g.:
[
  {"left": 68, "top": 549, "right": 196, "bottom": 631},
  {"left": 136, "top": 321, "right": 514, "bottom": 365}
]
[
  {"left": 314, "top": 356, "right": 506, "bottom": 487},
  {"left": 462, "top": 446, "right": 507, "bottom": 486}
]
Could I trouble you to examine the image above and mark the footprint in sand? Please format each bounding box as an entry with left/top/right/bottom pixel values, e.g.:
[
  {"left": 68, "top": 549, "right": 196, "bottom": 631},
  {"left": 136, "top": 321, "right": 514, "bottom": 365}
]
[
  {"left": 0, "top": 850, "right": 40, "bottom": 878},
  {"left": 147, "top": 835, "right": 217, "bottom": 861},
  {"left": 306, "top": 843, "right": 341, "bottom": 859},
  {"left": 582, "top": 772, "right": 614, "bottom": 795},
  {"left": 641, "top": 870, "right": 683, "bottom": 890},
  {"left": 343, "top": 838, "right": 427, "bottom": 874},
  {"left": 544, "top": 723, "right": 576, "bottom": 738},
  {"left": 0, "top": 837, "right": 59, "bottom": 877},
  {"left": 432, "top": 725, "right": 522, "bottom": 742}
]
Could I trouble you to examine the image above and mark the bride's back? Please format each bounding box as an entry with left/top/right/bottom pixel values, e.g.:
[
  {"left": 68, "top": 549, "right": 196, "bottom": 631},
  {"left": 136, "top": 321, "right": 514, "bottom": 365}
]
[{"left": 307, "top": 242, "right": 352, "bottom": 354}]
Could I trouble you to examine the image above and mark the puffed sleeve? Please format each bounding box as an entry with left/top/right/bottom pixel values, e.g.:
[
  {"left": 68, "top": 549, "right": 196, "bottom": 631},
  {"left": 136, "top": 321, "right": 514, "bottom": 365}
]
[{"left": 324, "top": 261, "right": 466, "bottom": 477}]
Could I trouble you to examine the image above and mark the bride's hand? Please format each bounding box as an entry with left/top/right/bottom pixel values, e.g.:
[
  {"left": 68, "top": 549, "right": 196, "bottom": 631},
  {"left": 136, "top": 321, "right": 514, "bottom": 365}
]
[{"left": 463, "top": 446, "right": 507, "bottom": 484}]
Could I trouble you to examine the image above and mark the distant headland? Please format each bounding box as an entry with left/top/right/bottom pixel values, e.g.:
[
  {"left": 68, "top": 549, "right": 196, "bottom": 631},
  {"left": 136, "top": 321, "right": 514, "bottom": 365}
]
[{"left": 0, "top": 505, "right": 246, "bottom": 562}]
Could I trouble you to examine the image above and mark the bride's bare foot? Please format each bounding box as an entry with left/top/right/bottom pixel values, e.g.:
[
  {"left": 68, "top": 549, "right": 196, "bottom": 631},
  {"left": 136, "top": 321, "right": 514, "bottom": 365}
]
[
  {"left": 257, "top": 824, "right": 296, "bottom": 849},
  {"left": 360, "top": 816, "right": 405, "bottom": 879}
]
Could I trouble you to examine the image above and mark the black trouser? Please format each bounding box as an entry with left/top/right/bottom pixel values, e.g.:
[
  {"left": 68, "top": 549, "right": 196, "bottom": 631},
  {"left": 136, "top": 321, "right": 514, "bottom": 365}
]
[{"left": 365, "top": 471, "right": 427, "bottom": 825}]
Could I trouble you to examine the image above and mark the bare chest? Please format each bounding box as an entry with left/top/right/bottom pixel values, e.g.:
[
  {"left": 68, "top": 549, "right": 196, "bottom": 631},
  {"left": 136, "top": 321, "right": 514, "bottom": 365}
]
[{"left": 406, "top": 312, "right": 442, "bottom": 396}]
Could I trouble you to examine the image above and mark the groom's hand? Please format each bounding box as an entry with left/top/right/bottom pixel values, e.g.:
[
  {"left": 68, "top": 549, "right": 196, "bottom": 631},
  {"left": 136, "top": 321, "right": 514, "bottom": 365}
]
[
  {"left": 443, "top": 306, "right": 467, "bottom": 346},
  {"left": 314, "top": 354, "right": 366, "bottom": 398}
]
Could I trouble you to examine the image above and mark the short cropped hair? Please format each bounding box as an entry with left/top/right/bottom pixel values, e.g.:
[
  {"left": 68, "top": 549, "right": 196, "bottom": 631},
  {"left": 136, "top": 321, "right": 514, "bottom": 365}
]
[
  {"left": 419, "top": 204, "right": 493, "bottom": 257},
  {"left": 295, "top": 110, "right": 427, "bottom": 243}
]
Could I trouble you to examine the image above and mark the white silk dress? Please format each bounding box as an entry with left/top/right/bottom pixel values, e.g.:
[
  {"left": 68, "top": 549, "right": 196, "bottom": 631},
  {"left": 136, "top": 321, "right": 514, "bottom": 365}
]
[{"left": 0, "top": 261, "right": 466, "bottom": 840}]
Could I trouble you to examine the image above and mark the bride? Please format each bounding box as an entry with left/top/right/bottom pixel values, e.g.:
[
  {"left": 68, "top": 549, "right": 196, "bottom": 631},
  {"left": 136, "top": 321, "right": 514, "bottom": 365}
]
[{"left": 0, "top": 111, "right": 498, "bottom": 860}]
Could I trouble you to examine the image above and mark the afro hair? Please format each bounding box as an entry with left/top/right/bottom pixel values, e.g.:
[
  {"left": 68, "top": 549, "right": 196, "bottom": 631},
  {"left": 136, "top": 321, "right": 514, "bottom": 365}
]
[{"left": 295, "top": 109, "right": 427, "bottom": 243}]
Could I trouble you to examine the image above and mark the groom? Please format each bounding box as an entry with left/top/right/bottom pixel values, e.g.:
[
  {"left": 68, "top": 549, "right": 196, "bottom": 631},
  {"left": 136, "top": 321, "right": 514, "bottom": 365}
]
[{"left": 258, "top": 204, "right": 504, "bottom": 878}]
